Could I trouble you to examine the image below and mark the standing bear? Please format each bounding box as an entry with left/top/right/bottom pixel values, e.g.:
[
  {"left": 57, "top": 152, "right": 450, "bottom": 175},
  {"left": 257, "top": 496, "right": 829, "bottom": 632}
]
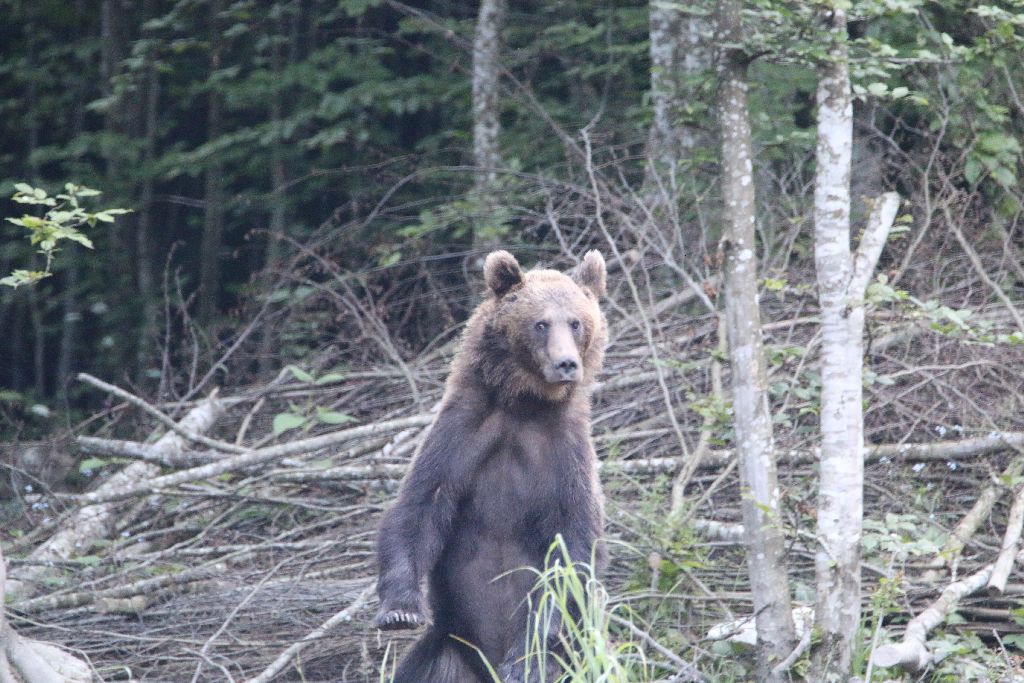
[{"left": 375, "top": 250, "right": 609, "bottom": 682}]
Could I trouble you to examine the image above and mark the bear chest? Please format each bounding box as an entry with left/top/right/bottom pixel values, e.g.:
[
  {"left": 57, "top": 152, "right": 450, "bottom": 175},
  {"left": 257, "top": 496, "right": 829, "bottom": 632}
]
[{"left": 460, "top": 417, "right": 582, "bottom": 530}]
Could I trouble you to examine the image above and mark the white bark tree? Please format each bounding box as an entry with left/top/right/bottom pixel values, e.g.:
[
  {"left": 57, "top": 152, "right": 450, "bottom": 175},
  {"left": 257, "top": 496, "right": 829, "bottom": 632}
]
[
  {"left": 810, "top": 4, "right": 900, "bottom": 678},
  {"left": 715, "top": 0, "right": 796, "bottom": 678},
  {"left": 647, "top": 1, "right": 706, "bottom": 176},
  {"left": 645, "top": 1, "right": 709, "bottom": 253},
  {"left": 471, "top": 0, "right": 507, "bottom": 251}
]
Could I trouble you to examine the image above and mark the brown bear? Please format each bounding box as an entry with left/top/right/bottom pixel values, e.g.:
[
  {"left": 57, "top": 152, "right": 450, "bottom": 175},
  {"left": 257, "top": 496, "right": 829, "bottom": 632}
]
[{"left": 374, "top": 250, "right": 608, "bottom": 683}]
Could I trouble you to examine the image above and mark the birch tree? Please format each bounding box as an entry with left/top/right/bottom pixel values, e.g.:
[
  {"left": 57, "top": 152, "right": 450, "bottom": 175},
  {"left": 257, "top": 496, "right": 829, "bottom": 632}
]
[
  {"left": 715, "top": 0, "right": 796, "bottom": 677},
  {"left": 647, "top": 1, "right": 707, "bottom": 177},
  {"left": 645, "top": 1, "right": 709, "bottom": 253},
  {"left": 471, "top": 0, "right": 506, "bottom": 251},
  {"left": 811, "top": 4, "right": 900, "bottom": 678}
]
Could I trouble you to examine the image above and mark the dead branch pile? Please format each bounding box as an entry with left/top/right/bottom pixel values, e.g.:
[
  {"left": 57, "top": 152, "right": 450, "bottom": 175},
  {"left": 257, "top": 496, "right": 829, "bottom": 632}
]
[{"left": 3, "top": 241, "right": 1024, "bottom": 682}]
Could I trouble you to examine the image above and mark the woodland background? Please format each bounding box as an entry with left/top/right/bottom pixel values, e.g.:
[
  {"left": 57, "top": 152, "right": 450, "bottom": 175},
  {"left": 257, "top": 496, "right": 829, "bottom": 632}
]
[{"left": 2, "top": 0, "right": 1024, "bottom": 681}]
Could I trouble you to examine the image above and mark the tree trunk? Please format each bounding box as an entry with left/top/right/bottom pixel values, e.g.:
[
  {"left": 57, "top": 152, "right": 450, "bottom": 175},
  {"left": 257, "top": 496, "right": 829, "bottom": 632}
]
[
  {"left": 136, "top": 1, "right": 161, "bottom": 376},
  {"left": 57, "top": 2, "right": 87, "bottom": 396},
  {"left": 258, "top": 7, "right": 295, "bottom": 376},
  {"left": 811, "top": 7, "right": 858, "bottom": 678},
  {"left": 200, "top": 3, "right": 225, "bottom": 326},
  {"left": 810, "top": 9, "right": 900, "bottom": 677},
  {"left": 471, "top": 0, "right": 506, "bottom": 252},
  {"left": 26, "top": 27, "right": 46, "bottom": 398},
  {"left": 646, "top": 3, "right": 706, "bottom": 182},
  {"left": 715, "top": 0, "right": 796, "bottom": 679}
]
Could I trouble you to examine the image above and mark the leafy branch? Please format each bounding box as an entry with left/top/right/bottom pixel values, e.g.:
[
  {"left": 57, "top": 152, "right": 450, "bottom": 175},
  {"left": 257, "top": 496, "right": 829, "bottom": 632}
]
[{"left": 2, "top": 182, "right": 130, "bottom": 288}]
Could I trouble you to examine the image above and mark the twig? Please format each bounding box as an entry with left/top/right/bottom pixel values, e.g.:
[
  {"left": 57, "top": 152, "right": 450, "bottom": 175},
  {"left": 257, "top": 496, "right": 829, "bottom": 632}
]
[
  {"left": 78, "top": 373, "right": 245, "bottom": 454},
  {"left": 72, "top": 414, "right": 433, "bottom": 507},
  {"left": 244, "top": 580, "right": 375, "bottom": 683}
]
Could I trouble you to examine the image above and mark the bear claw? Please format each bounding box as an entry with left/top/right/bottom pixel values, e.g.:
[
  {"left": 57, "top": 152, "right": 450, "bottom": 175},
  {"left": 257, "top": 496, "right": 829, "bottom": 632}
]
[{"left": 375, "top": 609, "right": 425, "bottom": 631}]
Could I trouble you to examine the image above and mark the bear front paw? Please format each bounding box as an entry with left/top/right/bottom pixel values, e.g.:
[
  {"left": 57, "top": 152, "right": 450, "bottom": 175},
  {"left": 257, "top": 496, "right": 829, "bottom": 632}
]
[
  {"left": 374, "top": 607, "right": 427, "bottom": 631},
  {"left": 497, "top": 661, "right": 524, "bottom": 683}
]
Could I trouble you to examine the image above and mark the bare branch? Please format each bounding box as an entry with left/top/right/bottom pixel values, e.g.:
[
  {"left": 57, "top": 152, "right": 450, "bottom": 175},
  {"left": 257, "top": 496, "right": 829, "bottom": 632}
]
[
  {"left": 987, "top": 483, "right": 1024, "bottom": 595},
  {"left": 849, "top": 192, "right": 900, "bottom": 297}
]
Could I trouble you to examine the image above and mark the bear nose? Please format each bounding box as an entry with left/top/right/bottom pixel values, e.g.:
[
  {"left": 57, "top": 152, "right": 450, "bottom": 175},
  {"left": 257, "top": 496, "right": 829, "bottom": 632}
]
[{"left": 556, "top": 358, "right": 578, "bottom": 378}]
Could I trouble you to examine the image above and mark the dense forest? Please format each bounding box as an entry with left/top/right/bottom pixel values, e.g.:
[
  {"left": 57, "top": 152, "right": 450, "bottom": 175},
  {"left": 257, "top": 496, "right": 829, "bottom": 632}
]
[{"left": 2, "top": 0, "right": 1024, "bottom": 681}]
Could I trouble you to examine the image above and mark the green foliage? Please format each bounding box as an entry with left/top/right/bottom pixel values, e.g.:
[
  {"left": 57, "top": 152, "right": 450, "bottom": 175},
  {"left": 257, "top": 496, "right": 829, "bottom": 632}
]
[
  {"left": 868, "top": 274, "right": 1024, "bottom": 346},
  {"left": 862, "top": 512, "right": 946, "bottom": 562},
  {"left": 2, "top": 183, "right": 128, "bottom": 288},
  {"left": 513, "top": 535, "right": 651, "bottom": 682},
  {"left": 271, "top": 366, "right": 357, "bottom": 435}
]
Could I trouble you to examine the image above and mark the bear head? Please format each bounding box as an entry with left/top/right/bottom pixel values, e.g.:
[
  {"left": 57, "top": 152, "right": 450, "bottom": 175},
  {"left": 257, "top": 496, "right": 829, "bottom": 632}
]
[{"left": 465, "top": 250, "right": 607, "bottom": 404}]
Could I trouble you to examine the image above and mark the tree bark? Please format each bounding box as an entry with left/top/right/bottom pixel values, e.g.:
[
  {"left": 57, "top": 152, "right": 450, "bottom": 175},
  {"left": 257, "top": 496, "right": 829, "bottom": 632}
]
[
  {"left": 471, "top": 0, "right": 507, "bottom": 252},
  {"left": 647, "top": 2, "right": 706, "bottom": 181},
  {"left": 259, "top": 4, "right": 298, "bottom": 376},
  {"left": 810, "top": 6, "right": 899, "bottom": 676},
  {"left": 136, "top": 2, "right": 161, "bottom": 376},
  {"left": 200, "top": 2, "right": 225, "bottom": 326},
  {"left": 715, "top": 0, "right": 796, "bottom": 678}
]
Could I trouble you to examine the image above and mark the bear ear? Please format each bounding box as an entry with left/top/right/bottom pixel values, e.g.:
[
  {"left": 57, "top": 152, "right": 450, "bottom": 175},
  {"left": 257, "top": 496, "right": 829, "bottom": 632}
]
[
  {"left": 484, "top": 250, "right": 524, "bottom": 298},
  {"left": 574, "top": 250, "right": 606, "bottom": 297}
]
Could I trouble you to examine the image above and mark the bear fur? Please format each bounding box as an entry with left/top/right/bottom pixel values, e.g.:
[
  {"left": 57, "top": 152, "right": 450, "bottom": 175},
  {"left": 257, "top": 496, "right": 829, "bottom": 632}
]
[{"left": 374, "top": 250, "right": 608, "bottom": 683}]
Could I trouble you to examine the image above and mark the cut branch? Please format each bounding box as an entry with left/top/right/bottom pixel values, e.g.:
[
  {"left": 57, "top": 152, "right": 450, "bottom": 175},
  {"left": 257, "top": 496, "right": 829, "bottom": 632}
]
[
  {"left": 871, "top": 549, "right": 1024, "bottom": 672},
  {"left": 78, "top": 373, "right": 244, "bottom": 453},
  {"left": 986, "top": 483, "right": 1024, "bottom": 595},
  {"left": 73, "top": 413, "right": 433, "bottom": 507}
]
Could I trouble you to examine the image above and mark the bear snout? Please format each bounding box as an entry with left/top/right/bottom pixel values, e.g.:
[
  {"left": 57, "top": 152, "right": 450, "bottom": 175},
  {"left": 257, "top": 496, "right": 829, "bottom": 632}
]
[
  {"left": 555, "top": 357, "right": 578, "bottom": 379},
  {"left": 545, "top": 354, "right": 581, "bottom": 383}
]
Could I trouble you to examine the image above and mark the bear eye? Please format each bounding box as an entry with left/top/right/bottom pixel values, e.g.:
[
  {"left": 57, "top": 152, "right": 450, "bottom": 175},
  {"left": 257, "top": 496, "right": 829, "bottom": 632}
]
[
  {"left": 534, "top": 321, "right": 548, "bottom": 333},
  {"left": 570, "top": 320, "right": 581, "bottom": 332}
]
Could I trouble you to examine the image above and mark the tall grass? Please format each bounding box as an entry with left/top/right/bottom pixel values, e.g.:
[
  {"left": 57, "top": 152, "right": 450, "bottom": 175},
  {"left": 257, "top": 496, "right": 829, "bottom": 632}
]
[
  {"left": 507, "top": 535, "right": 649, "bottom": 683},
  {"left": 380, "top": 536, "right": 651, "bottom": 682}
]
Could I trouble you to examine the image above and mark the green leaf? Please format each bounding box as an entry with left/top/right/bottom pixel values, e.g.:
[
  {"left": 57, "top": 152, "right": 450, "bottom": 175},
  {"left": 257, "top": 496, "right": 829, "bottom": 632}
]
[
  {"left": 1003, "top": 634, "right": 1024, "bottom": 651},
  {"left": 0, "top": 270, "right": 49, "bottom": 288},
  {"left": 272, "top": 412, "right": 308, "bottom": 435},
  {"left": 62, "top": 232, "right": 94, "bottom": 249},
  {"left": 79, "top": 457, "right": 108, "bottom": 473},
  {"left": 867, "top": 82, "right": 888, "bottom": 97},
  {"left": 284, "top": 365, "right": 314, "bottom": 383},
  {"left": 315, "top": 408, "right": 357, "bottom": 425},
  {"left": 313, "top": 372, "right": 346, "bottom": 385}
]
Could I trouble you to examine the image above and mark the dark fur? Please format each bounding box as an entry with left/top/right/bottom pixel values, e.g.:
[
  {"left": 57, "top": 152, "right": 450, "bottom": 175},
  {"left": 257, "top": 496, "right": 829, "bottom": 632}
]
[{"left": 375, "top": 251, "right": 608, "bottom": 683}]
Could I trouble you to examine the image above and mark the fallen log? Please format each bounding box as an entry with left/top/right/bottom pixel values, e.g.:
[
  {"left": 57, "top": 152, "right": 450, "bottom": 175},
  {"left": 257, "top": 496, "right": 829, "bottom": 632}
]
[
  {"left": 7, "top": 394, "right": 225, "bottom": 601},
  {"left": 871, "top": 547, "right": 1024, "bottom": 672},
  {"left": 1, "top": 545, "right": 91, "bottom": 683},
  {"left": 272, "top": 432, "right": 1024, "bottom": 484},
  {"left": 72, "top": 413, "right": 433, "bottom": 507}
]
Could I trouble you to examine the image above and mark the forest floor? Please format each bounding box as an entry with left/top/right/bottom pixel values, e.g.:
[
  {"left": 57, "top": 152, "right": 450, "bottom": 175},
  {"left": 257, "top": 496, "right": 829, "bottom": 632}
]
[{"left": 4, "top": 274, "right": 1024, "bottom": 682}]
